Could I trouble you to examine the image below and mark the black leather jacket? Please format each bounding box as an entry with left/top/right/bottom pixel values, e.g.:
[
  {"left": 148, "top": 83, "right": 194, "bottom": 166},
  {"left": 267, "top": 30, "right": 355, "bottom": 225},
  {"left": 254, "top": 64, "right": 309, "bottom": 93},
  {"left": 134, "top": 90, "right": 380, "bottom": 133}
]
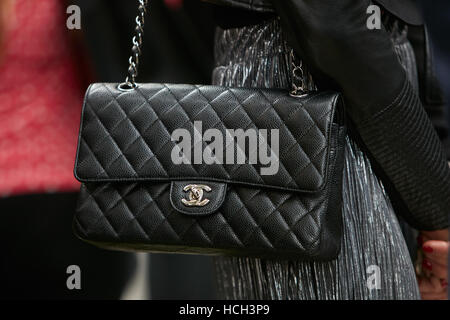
[
  {"left": 207, "top": 0, "right": 423, "bottom": 24},
  {"left": 208, "top": 0, "right": 450, "bottom": 230}
]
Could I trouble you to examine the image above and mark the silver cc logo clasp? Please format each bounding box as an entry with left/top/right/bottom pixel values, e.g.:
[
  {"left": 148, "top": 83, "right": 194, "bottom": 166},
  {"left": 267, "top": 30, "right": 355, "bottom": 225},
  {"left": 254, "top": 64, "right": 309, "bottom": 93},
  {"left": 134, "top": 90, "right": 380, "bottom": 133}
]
[{"left": 182, "top": 184, "right": 212, "bottom": 207}]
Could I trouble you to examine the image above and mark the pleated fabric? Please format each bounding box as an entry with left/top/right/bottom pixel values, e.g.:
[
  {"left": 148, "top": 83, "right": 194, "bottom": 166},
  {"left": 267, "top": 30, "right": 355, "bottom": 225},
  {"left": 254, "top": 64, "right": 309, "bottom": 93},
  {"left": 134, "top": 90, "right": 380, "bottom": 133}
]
[{"left": 211, "top": 17, "right": 421, "bottom": 300}]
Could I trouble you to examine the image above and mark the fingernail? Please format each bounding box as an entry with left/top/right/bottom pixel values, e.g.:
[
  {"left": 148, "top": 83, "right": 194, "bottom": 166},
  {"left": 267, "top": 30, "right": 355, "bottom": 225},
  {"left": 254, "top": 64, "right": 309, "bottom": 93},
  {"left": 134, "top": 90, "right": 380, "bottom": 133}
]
[
  {"left": 423, "top": 260, "right": 432, "bottom": 271},
  {"left": 422, "top": 245, "right": 433, "bottom": 253},
  {"left": 441, "top": 280, "right": 448, "bottom": 288}
]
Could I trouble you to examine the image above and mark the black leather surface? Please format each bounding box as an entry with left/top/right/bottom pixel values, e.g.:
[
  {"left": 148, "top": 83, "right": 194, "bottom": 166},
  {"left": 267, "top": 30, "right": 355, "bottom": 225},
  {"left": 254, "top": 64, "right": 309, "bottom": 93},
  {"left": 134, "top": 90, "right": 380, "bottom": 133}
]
[
  {"left": 75, "top": 83, "right": 339, "bottom": 192},
  {"left": 73, "top": 83, "right": 346, "bottom": 260}
]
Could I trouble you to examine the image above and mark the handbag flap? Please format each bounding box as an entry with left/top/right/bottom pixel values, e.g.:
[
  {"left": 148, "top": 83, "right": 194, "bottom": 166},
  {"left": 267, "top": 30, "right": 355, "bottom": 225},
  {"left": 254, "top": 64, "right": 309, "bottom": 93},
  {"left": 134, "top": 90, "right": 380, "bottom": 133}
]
[{"left": 74, "top": 83, "right": 341, "bottom": 193}]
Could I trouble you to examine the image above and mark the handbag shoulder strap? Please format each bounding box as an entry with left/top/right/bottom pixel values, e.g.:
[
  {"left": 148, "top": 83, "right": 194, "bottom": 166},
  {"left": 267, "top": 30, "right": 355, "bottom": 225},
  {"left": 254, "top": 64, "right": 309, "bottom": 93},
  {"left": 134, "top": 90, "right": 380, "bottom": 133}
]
[
  {"left": 118, "top": 0, "right": 310, "bottom": 96},
  {"left": 119, "top": 0, "right": 148, "bottom": 91}
]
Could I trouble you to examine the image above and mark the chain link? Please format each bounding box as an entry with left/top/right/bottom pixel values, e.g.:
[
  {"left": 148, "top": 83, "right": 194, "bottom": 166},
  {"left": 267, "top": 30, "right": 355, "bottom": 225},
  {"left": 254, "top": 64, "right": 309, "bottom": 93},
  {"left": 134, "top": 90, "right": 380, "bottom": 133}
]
[
  {"left": 120, "top": 1, "right": 311, "bottom": 95},
  {"left": 119, "top": 0, "right": 148, "bottom": 91},
  {"left": 290, "top": 50, "right": 306, "bottom": 96},
  {"left": 289, "top": 49, "right": 316, "bottom": 96}
]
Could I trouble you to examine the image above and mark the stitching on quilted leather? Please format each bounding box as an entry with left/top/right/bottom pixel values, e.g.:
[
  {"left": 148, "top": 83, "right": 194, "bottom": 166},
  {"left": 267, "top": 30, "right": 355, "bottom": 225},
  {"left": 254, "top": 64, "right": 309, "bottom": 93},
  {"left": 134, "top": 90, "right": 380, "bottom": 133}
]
[
  {"left": 132, "top": 85, "right": 203, "bottom": 176},
  {"left": 221, "top": 87, "right": 300, "bottom": 187},
  {"left": 119, "top": 184, "right": 202, "bottom": 244},
  {"left": 76, "top": 183, "right": 110, "bottom": 212},
  {"left": 192, "top": 86, "right": 267, "bottom": 180},
  {"left": 228, "top": 188, "right": 277, "bottom": 248},
  {"left": 84, "top": 98, "right": 133, "bottom": 154},
  {"left": 86, "top": 101, "right": 139, "bottom": 177},
  {"left": 261, "top": 191, "right": 314, "bottom": 250},
  {"left": 85, "top": 188, "right": 120, "bottom": 239},
  {"left": 175, "top": 217, "right": 214, "bottom": 246},
  {"left": 272, "top": 199, "right": 325, "bottom": 249},
  {"left": 74, "top": 84, "right": 344, "bottom": 258},
  {"left": 77, "top": 182, "right": 330, "bottom": 254},
  {"left": 113, "top": 187, "right": 151, "bottom": 240},
  {"left": 84, "top": 183, "right": 138, "bottom": 237},
  {"left": 130, "top": 185, "right": 182, "bottom": 242},
  {"left": 102, "top": 95, "right": 166, "bottom": 175},
  {"left": 241, "top": 191, "right": 295, "bottom": 248},
  {"left": 207, "top": 210, "right": 246, "bottom": 247},
  {"left": 75, "top": 85, "right": 338, "bottom": 194},
  {"left": 277, "top": 107, "right": 333, "bottom": 179},
  {"left": 77, "top": 136, "right": 108, "bottom": 177},
  {"left": 259, "top": 90, "right": 331, "bottom": 186},
  {"left": 104, "top": 84, "right": 173, "bottom": 178},
  {"left": 158, "top": 84, "right": 226, "bottom": 175},
  {"left": 258, "top": 90, "right": 328, "bottom": 186},
  {"left": 127, "top": 185, "right": 169, "bottom": 224}
]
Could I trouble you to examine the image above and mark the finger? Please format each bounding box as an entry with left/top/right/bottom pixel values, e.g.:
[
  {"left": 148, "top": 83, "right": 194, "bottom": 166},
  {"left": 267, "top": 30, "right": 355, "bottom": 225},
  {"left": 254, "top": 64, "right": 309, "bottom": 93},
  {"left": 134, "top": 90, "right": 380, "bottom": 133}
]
[
  {"left": 420, "top": 256, "right": 433, "bottom": 278},
  {"left": 422, "top": 240, "right": 449, "bottom": 263},
  {"left": 424, "top": 254, "right": 448, "bottom": 272},
  {"left": 422, "top": 259, "right": 448, "bottom": 279},
  {"left": 418, "top": 275, "right": 445, "bottom": 293}
]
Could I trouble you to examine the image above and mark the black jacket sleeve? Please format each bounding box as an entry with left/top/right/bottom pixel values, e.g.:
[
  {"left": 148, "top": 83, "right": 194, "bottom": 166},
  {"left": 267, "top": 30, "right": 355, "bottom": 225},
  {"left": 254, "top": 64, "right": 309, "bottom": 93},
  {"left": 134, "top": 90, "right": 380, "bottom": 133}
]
[
  {"left": 272, "top": 0, "right": 450, "bottom": 230},
  {"left": 407, "top": 25, "right": 450, "bottom": 161}
]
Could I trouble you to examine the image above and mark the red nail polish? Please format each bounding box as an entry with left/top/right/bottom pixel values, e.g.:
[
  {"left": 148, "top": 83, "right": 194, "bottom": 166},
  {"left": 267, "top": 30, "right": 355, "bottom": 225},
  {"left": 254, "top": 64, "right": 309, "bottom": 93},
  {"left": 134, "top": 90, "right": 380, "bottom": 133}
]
[
  {"left": 422, "top": 246, "right": 433, "bottom": 253},
  {"left": 423, "top": 260, "right": 432, "bottom": 271},
  {"left": 441, "top": 280, "right": 448, "bottom": 288}
]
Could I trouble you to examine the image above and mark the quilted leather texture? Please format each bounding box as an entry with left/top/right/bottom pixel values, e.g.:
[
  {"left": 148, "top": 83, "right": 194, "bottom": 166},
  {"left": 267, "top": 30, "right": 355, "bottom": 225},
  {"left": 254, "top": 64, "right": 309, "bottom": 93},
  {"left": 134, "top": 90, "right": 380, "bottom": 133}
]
[
  {"left": 73, "top": 83, "right": 346, "bottom": 260},
  {"left": 75, "top": 83, "right": 339, "bottom": 192}
]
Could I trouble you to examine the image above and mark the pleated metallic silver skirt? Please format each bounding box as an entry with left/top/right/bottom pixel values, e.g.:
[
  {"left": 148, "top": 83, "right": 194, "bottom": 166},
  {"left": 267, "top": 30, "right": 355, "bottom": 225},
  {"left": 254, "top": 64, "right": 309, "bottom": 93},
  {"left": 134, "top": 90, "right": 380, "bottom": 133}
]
[{"left": 211, "top": 17, "right": 420, "bottom": 300}]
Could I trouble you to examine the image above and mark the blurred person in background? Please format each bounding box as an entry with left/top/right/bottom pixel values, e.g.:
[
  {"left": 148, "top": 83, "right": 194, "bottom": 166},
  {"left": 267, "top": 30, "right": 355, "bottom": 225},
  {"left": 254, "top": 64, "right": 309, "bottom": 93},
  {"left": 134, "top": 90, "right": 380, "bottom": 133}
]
[{"left": 0, "top": 0, "right": 134, "bottom": 299}]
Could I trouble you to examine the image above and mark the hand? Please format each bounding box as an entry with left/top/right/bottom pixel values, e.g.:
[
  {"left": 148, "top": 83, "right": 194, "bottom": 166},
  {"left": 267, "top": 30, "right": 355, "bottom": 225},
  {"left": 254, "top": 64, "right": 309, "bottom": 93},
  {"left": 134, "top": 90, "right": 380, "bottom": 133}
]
[{"left": 417, "top": 229, "right": 449, "bottom": 300}]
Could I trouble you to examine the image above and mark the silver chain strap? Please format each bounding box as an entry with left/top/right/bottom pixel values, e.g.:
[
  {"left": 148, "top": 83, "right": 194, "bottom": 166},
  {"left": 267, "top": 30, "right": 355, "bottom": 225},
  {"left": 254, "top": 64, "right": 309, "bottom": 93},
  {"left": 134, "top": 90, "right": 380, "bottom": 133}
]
[
  {"left": 119, "top": 1, "right": 313, "bottom": 96},
  {"left": 119, "top": 0, "right": 148, "bottom": 91},
  {"left": 289, "top": 49, "right": 315, "bottom": 97}
]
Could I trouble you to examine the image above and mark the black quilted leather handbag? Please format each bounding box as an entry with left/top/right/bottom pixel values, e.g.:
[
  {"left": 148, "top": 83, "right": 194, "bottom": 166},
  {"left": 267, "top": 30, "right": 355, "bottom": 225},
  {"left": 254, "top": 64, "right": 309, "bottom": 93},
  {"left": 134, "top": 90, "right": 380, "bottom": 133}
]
[{"left": 73, "top": 0, "right": 347, "bottom": 260}]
